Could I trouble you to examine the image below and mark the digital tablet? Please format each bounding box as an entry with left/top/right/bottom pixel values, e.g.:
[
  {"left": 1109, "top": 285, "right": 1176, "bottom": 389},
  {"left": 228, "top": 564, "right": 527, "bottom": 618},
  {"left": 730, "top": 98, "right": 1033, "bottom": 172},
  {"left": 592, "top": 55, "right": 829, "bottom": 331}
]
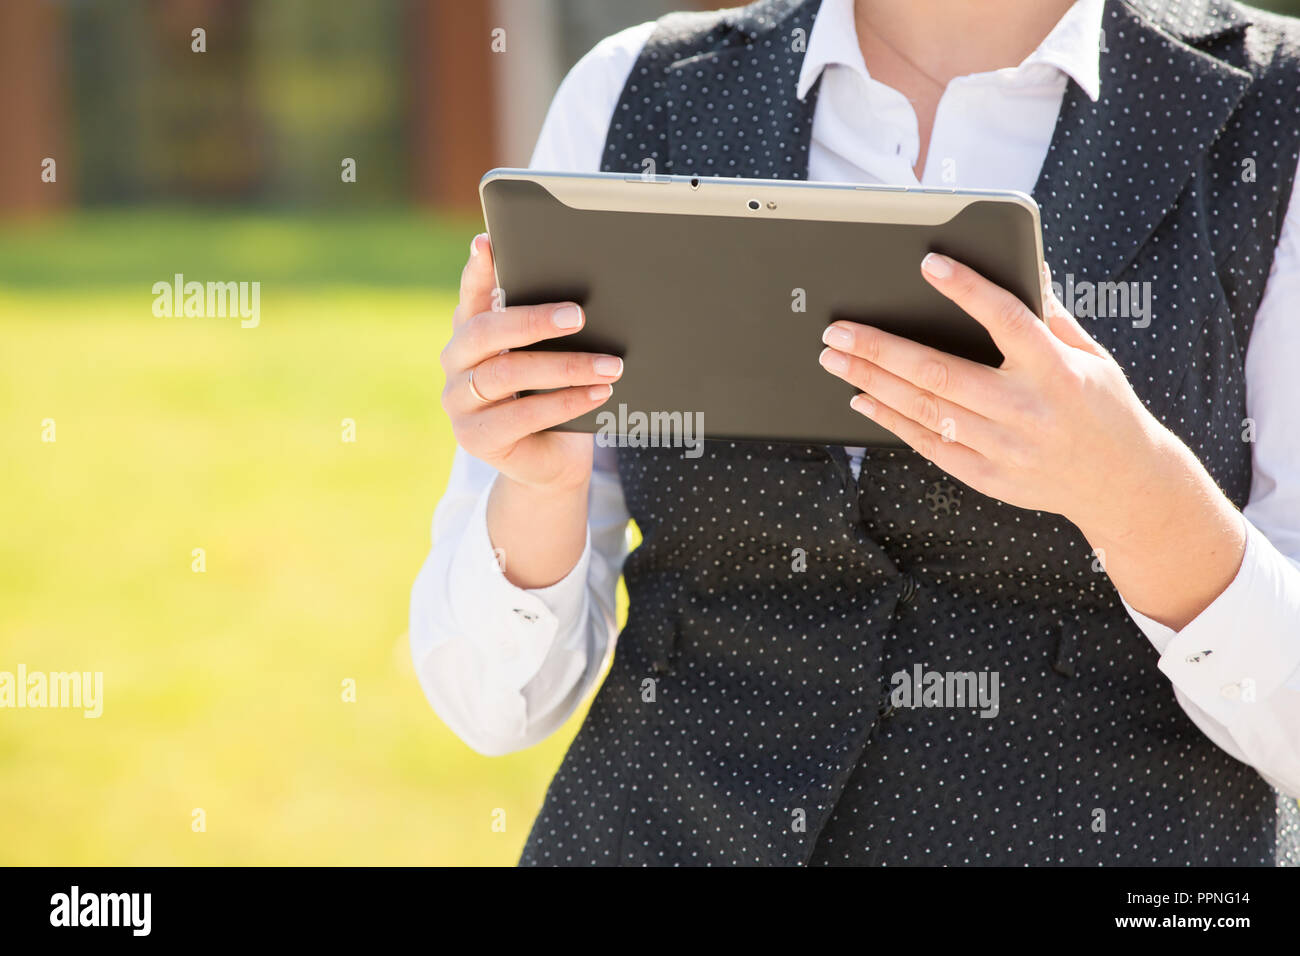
[{"left": 479, "top": 169, "right": 1045, "bottom": 448}]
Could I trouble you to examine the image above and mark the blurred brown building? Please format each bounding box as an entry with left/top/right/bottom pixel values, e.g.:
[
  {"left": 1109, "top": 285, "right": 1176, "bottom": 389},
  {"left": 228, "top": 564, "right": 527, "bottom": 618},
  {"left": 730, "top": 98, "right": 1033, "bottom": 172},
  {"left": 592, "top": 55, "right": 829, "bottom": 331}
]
[
  {"left": 413, "top": 0, "right": 709, "bottom": 209},
  {"left": 11, "top": 0, "right": 1300, "bottom": 214},
  {"left": 0, "top": 0, "right": 711, "bottom": 215}
]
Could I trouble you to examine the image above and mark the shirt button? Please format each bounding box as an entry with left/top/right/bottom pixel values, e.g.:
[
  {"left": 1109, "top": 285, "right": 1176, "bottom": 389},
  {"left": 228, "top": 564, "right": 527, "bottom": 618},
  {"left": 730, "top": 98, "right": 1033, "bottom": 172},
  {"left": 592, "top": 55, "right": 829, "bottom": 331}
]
[{"left": 512, "top": 608, "right": 539, "bottom": 623}]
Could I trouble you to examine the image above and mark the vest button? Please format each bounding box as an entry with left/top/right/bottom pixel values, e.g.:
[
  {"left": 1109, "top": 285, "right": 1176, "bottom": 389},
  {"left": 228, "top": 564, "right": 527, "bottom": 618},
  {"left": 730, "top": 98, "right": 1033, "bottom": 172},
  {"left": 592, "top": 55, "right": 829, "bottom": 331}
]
[{"left": 925, "top": 481, "right": 961, "bottom": 516}]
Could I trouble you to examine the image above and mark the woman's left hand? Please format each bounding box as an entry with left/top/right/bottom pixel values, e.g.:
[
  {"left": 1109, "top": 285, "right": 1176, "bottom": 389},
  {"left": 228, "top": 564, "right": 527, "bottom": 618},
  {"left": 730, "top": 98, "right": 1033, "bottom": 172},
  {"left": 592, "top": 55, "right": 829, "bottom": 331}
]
[{"left": 817, "top": 252, "right": 1173, "bottom": 537}]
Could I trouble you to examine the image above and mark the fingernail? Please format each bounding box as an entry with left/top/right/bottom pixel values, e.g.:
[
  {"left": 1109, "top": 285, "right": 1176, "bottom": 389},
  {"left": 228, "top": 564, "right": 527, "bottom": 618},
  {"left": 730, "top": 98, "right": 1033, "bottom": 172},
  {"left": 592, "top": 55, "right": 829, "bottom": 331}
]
[
  {"left": 593, "top": 356, "right": 623, "bottom": 377},
  {"left": 553, "top": 305, "right": 583, "bottom": 329},
  {"left": 588, "top": 384, "right": 612, "bottom": 401},
  {"left": 850, "top": 394, "right": 876, "bottom": 416},
  {"left": 470, "top": 234, "right": 485, "bottom": 256},
  {"left": 819, "top": 347, "right": 849, "bottom": 374},
  {"left": 822, "top": 325, "right": 853, "bottom": 349},
  {"left": 922, "top": 253, "right": 953, "bottom": 279}
]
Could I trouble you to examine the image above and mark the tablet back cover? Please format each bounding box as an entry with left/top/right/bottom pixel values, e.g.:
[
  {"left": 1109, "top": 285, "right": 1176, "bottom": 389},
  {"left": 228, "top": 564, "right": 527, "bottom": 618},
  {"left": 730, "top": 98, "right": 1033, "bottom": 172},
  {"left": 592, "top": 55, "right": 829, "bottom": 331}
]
[{"left": 481, "top": 175, "right": 1043, "bottom": 448}]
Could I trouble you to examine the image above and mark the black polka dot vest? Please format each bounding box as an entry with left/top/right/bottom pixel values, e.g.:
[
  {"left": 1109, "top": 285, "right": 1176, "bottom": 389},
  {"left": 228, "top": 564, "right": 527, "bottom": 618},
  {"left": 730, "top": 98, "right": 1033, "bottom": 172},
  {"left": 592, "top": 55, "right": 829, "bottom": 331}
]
[{"left": 519, "top": 0, "right": 1300, "bottom": 865}]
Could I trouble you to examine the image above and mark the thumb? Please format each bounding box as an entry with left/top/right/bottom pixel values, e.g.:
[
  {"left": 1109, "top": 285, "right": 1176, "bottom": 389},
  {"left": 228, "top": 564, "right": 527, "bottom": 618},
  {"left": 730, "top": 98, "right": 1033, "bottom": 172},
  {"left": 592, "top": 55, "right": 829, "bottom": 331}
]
[
  {"left": 1040, "top": 262, "right": 1109, "bottom": 358},
  {"left": 455, "top": 233, "right": 499, "bottom": 327}
]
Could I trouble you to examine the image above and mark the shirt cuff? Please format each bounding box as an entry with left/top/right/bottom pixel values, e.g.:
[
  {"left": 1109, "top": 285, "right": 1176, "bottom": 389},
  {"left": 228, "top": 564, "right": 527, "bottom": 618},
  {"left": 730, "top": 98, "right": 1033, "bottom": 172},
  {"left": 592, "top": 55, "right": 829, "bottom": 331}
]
[
  {"left": 1122, "top": 517, "right": 1300, "bottom": 724},
  {"left": 446, "top": 476, "right": 593, "bottom": 692}
]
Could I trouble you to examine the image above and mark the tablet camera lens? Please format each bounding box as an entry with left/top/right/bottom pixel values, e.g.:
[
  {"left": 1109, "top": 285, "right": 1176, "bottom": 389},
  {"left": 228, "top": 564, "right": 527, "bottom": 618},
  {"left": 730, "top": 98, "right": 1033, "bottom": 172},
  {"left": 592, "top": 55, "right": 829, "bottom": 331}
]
[
  {"left": 748, "top": 199, "right": 761, "bottom": 211},
  {"left": 690, "top": 177, "right": 700, "bottom": 189}
]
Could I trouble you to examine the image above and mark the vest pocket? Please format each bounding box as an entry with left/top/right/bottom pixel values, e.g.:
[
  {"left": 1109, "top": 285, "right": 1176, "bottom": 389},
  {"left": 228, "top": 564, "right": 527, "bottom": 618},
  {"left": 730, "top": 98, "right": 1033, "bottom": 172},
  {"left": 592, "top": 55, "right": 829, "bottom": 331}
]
[
  {"left": 1052, "top": 628, "right": 1078, "bottom": 678},
  {"left": 650, "top": 624, "right": 680, "bottom": 676},
  {"left": 621, "top": 607, "right": 680, "bottom": 677}
]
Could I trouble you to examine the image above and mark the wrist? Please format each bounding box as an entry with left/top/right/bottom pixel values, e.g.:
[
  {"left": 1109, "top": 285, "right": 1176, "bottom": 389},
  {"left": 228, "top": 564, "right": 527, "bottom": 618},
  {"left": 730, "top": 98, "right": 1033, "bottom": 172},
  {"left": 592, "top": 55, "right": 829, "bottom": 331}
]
[
  {"left": 1071, "top": 425, "right": 1246, "bottom": 630},
  {"left": 488, "top": 472, "right": 591, "bottom": 590},
  {"left": 498, "top": 470, "right": 591, "bottom": 504},
  {"left": 1066, "top": 414, "right": 1183, "bottom": 549}
]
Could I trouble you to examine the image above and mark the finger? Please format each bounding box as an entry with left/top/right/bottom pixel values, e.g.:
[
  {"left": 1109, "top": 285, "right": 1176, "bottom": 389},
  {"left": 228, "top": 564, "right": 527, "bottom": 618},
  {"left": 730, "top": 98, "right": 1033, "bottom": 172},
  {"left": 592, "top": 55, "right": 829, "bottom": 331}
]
[
  {"left": 848, "top": 391, "right": 990, "bottom": 484},
  {"left": 467, "top": 384, "right": 615, "bottom": 455},
  {"left": 920, "top": 253, "right": 1058, "bottom": 368},
  {"left": 455, "top": 233, "right": 498, "bottom": 327},
  {"left": 443, "top": 301, "right": 585, "bottom": 371},
  {"left": 819, "top": 347, "right": 1003, "bottom": 454},
  {"left": 1039, "top": 261, "right": 1109, "bottom": 359},
  {"left": 821, "top": 321, "right": 1005, "bottom": 419},
  {"left": 456, "top": 351, "right": 623, "bottom": 408}
]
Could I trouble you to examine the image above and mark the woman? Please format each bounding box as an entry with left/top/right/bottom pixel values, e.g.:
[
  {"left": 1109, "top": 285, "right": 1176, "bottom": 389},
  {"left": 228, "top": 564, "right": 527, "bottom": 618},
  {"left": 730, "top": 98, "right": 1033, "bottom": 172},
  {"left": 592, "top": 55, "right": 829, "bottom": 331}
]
[{"left": 411, "top": 0, "right": 1300, "bottom": 865}]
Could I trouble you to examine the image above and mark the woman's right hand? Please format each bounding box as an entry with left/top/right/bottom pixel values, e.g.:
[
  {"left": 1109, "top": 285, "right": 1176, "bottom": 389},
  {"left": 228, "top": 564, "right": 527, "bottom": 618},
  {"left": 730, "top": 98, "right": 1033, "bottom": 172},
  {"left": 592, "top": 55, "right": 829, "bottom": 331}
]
[{"left": 440, "top": 233, "right": 622, "bottom": 494}]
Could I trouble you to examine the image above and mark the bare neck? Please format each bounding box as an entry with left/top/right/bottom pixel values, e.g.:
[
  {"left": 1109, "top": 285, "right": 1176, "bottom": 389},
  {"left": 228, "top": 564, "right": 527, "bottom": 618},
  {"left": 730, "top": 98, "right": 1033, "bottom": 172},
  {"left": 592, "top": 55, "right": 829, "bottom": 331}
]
[
  {"left": 854, "top": 0, "right": 1078, "bottom": 85},
  {"left": 853, "top": 0, "right": 1077, "bottom": 180}
]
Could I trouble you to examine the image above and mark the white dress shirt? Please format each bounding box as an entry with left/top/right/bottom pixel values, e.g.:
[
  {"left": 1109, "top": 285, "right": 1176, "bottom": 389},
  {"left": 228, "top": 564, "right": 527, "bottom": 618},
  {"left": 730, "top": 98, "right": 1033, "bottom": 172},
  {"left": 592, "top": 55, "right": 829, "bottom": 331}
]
[{"left": 410, "top": 0, "right": 1300, "bottom": 798}]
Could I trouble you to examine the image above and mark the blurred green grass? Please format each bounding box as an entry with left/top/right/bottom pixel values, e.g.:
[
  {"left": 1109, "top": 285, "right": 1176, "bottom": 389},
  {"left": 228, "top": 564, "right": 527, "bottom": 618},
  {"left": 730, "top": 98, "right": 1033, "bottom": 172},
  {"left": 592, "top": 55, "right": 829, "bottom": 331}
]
[
  {"left": 0, "top": 209, "right": 474, "bottom": 291},
  {"left": 0, "top": 209, "right": 598, "bottom": 865}
]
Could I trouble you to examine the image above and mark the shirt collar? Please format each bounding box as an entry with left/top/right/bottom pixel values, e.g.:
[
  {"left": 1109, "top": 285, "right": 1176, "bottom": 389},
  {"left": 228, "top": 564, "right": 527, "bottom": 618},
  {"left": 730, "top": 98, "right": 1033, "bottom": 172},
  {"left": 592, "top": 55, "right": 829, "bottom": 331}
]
[{"left": 796, "top": 0, "right": 1104, "bottom": 103}]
